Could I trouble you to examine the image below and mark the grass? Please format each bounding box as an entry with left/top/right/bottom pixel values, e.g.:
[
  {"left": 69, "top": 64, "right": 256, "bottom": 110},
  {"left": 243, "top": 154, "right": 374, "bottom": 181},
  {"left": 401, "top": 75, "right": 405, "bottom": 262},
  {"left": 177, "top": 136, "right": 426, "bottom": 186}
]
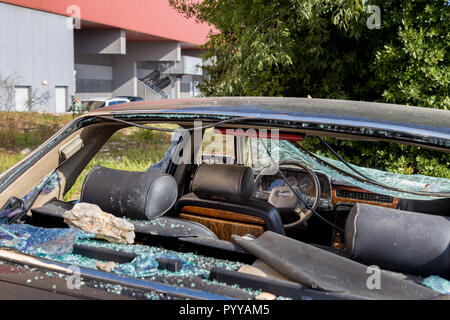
[
  {"left": 0, "top": 111, "right": 175, "bottom": 200},
  {"left": 63, "top": 126, "right": 174, "bottom": 200},
  {"left": 0, "top": 112, "right": 74, "bottom": 173}
]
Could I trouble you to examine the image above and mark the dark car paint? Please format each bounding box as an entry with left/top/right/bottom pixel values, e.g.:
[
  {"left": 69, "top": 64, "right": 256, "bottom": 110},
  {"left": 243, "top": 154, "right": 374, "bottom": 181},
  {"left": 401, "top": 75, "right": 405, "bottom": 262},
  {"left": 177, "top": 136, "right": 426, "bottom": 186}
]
[
  {"left": 94, "top": 98, "right": 450, "bottom": 150},
  {"left": 99, "top": 97, "right": 450, "bottom": 133},
  {"left": 0, "top": 98, "right": 449, "bottom": 300},
  {"left": 0, "top": 262, "right": 130, "bottom": 300}
]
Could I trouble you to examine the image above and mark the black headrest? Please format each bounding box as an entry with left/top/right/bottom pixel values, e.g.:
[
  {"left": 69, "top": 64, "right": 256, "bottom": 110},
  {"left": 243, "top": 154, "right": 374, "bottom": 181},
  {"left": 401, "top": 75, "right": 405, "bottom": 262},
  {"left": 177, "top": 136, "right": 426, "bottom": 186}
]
[
  {"left": 81, "top": 166, "right": 178, "bottom": 220},
  {"left": 192, "top": 164, "right": 255, "bottom": 203}
]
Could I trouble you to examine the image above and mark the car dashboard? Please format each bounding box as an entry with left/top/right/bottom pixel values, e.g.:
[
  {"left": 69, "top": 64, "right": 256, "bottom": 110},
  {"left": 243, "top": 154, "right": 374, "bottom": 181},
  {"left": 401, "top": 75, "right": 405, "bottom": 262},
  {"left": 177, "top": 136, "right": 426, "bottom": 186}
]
[{"left": 253, "top": 167, "right": 399, "bottom": 211}]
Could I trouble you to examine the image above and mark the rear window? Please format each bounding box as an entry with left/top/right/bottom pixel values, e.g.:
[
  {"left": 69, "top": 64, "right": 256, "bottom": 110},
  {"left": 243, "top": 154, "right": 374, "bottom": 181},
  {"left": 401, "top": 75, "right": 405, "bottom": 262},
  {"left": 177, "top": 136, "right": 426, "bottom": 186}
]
[
  {"left": 79, "top": 101, "right": 105, "bottom": 111},
  {"left": 196, "top": 128, "right": 236, "bottom": 165},
  {"left": 107, "top": 100, "right": 128, "bottom": 106}
]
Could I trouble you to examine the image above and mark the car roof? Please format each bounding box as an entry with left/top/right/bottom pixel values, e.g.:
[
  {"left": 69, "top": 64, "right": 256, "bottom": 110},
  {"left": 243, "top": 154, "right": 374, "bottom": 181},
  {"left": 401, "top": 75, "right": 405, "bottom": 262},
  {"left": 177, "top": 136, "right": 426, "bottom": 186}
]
[
  {"left": 91, "top": 97, "right": 450, "bottom": 131},
  {"left": 82, "top": 97, "right": 450, "bottom": 151},
  {"left": 81, "top": 98, "right": 107, "bottom": 102}
]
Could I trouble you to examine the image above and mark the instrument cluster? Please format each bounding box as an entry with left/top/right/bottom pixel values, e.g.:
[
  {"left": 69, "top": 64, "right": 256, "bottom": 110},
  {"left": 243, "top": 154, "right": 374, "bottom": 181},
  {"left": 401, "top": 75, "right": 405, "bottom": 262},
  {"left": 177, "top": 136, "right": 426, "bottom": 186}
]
[{"left": 254, "top": 168, "right": 333, "bottom": 209}]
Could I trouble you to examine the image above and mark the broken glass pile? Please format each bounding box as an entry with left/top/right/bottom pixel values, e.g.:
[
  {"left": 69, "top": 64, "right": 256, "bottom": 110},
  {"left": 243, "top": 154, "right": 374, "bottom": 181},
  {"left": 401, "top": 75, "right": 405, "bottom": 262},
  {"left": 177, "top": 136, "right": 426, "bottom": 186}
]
[{"left": 0, "top": 224, "right": 78, "bottom": 259}]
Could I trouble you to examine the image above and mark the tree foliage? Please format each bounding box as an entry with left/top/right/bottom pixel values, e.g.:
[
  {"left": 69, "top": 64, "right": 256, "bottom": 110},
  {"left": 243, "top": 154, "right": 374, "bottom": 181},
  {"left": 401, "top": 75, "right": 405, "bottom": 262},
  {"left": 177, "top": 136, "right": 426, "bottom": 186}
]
[
  {"left": 171, "top": 0, "right": 450, "bottom": 178},
  {"left": 301, "top": 137, "right": 450, "bottom": 178},
  {"left": 373, "top": 1, "right": 449, "bottom": 110},
  {"left": 171, "top": 0, "right": 449, "bottom": 109}
]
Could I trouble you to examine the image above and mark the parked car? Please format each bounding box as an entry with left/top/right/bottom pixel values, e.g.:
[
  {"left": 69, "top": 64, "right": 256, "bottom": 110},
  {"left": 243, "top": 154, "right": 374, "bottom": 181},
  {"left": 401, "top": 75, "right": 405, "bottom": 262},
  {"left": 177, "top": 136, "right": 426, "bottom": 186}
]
[
  {"left": 115, "top": 96, "right": 144, "bottom": 102},
  {"left": 0, "top": 97, "right": 449, "bottom": 300},
  {"left": 70, "top": 97, "right": 131, "bottom": 113}
]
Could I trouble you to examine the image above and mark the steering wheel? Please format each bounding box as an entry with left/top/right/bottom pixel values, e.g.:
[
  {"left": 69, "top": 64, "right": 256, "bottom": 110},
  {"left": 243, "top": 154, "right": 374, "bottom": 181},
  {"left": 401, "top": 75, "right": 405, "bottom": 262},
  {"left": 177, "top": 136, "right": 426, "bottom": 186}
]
[{"left": 254, "top": 161, "right": 321, "bottom": 230}]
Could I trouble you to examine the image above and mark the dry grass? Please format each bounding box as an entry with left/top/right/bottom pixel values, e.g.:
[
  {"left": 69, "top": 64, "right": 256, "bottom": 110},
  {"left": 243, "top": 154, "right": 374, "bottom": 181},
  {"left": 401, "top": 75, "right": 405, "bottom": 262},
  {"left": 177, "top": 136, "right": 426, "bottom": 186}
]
[
  {"left": 0, "top": 112, "right": 73, "bottom": 173},
  {"left": 0, "top": 112, "right": 175, "bottom": 200},
  {"left": 64, "top": 126, "right": 174, "bottom": 200}
]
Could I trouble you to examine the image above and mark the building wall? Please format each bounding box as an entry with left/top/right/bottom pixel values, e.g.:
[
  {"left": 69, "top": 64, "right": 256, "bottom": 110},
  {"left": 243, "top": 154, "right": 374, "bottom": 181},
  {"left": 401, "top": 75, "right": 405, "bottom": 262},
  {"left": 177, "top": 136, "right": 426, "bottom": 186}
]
[
  {"left": 75, "top": 29, "right": 126, "bottom": 55},
  {"left": 75, "top": 54, "right": 113, "bottom": 100},
  {"left": 74, "top": 41, "right": 184, "bottom": 100},
  {"left": 0, "top": 2, "right": 74, "bottom": 112},
  {"left": 0, "top": 2, "right": 206, "bottom": 109}
]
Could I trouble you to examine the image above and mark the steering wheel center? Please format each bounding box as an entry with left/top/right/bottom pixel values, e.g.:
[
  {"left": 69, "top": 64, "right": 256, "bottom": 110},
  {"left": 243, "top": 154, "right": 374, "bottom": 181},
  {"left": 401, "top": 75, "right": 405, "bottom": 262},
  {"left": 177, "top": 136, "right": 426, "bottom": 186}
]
[{"left": 254, "top": 161, "right": 321, "bottom": 230}]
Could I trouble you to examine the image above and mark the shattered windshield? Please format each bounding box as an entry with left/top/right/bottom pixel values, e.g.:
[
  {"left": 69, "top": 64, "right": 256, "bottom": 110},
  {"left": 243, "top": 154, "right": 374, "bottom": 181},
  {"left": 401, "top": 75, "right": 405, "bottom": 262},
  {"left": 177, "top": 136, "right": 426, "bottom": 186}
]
[{"left": 244, "top": 138, "right": 450, "bottom": 201}]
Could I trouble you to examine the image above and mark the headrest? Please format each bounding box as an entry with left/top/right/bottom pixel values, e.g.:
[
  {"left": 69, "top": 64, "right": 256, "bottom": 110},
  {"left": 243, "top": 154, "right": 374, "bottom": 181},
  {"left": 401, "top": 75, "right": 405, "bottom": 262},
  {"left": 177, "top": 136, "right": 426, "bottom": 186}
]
[
  {"left": 192, "top": 164, "right": 255, "bottom": 203},
  {"left": 81, "top": 166, "right": 178, "bottom": 220}
]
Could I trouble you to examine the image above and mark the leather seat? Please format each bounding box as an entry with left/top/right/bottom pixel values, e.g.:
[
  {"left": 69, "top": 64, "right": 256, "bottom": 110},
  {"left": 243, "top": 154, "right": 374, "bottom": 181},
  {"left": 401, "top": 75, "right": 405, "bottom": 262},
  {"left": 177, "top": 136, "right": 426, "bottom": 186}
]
[
  {"left": 176, "top": 164, "right": 285, "bottom": 236},
  {"left": 345, "top": 203, "right": 450, "bottom": 278}
]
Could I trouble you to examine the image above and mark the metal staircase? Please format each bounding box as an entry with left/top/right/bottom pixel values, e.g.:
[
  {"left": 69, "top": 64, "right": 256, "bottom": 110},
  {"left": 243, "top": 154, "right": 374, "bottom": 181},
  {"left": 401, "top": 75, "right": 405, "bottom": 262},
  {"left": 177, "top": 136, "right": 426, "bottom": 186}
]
[
  {"left": 137, "top": 80, "right": 164, "bottom": 101},
  {"left": 139, "top": 70, "right": 170, "bottom": 99}
]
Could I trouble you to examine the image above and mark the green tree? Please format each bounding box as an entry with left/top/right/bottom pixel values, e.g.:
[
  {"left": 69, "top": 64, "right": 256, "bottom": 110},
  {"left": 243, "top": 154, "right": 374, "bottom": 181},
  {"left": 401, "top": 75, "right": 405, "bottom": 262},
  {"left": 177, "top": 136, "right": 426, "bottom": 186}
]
[
  {"left": 171, "top": 0, "right": 373, "bottom": 99},
  {"left": 171, "top": 0, "right": 450, "bottom": 178},
  {"left": 171, "top": 0, "right": 449, "bottom": 109},
  {"left": 372, "top": 1, "right": 450, "bottom": 110}
]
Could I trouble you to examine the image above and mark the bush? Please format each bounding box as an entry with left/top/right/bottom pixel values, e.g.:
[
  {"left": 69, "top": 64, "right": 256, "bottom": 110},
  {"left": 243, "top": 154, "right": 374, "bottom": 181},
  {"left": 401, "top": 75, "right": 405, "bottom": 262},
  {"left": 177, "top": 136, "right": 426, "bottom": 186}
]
[{"left": 171, "top": 0, "right": 450, "bottom": 178}]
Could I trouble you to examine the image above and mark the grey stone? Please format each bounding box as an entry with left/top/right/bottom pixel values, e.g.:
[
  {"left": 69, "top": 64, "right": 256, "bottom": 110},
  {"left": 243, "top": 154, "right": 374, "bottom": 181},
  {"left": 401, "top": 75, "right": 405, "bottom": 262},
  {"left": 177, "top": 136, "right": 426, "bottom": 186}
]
[{"left": 63, "top": 203, "right": 135, "bottom": 244}]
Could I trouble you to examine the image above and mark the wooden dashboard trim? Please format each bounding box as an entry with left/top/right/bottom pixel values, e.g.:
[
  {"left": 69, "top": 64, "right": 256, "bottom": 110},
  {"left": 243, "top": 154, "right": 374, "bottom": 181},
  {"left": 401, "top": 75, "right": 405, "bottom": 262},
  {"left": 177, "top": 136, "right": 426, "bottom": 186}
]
[
  {"left": 180, "top": 213, "right": 264, "bottom": 241},
  {"left": 181, "top": 206, "right": 266, "bottom": 225},
  {"left": 332, "top": 186, "right": 398, "bottom": 209}
]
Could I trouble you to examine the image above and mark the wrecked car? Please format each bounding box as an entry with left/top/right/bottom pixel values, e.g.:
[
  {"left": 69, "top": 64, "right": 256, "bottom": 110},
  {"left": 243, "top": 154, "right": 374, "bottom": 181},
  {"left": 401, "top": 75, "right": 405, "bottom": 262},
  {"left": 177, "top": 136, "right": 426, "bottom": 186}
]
[{"left": 0, "top": 97, "right": 449, "bottom": 300}]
